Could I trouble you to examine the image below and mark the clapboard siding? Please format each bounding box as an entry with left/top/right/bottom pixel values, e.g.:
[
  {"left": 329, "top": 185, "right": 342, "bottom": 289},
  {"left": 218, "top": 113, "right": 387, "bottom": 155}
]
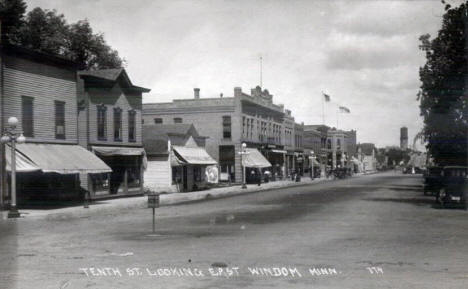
[
  {"left": 4, "top": 55, "right": 75, "bottom": 82},
  {"left": 87, "top": 83, "right": 142, "bottom": 146},
  {"left": 3, "top": 64, "right": 78, "bottom": 143},
  {"left": 145, "top": 156, "right": 171, "bottom": 189}
]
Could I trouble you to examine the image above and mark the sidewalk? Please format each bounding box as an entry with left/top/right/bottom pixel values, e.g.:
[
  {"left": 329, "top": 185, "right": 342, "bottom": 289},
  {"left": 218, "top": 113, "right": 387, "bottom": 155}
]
[{"left": 0, "top": 175, "right": 337, "bottom": 221}]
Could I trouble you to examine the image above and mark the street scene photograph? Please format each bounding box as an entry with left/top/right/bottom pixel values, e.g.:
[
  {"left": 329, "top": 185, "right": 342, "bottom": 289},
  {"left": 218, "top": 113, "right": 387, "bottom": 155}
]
[{"left": 0, "top": 0, "right": 467, "bottom": 288}]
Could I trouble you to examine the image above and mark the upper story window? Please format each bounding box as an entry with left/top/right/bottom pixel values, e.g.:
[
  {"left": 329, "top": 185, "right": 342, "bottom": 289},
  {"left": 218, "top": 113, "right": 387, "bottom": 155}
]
[
  {"left": 154, "top": 118, "right": 163, "bottom": 124},
  {"left": 114, "top": 108, "right": 122, "bottom": 141},
  {"left": 337, "top": 139, "right": 341, "bottom": 150},
  {"left": 97, "top": 105, "right": 107, "bottom": 140},
  {"left": 55, "top": 101, "right": 66, "bottom": 139},
  {"left": 327, "top": 139, "right": 332, "bottom": 149},
  {"left": 21, "top": 96, "right": 34, "bottom": 137},
  {"left": 222, "top": 116, "right": 231, "bottom": 139},
  {"left": 174, "top": 117, "right": 182, "bottom": 124},
  {"left": 128, "top": 110, "right": 136, "bottom": 142}
]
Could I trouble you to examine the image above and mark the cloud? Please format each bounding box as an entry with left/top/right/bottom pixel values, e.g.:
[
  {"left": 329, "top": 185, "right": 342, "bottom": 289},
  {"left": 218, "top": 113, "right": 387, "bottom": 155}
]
[{"left": 325, "top": 32, "right": 421, "bottom": 71}]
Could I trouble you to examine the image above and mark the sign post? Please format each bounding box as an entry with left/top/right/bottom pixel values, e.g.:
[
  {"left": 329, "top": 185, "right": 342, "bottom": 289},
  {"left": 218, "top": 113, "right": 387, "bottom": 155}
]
[{"left": 147, "top": 193, "right": 160, "bottom": 233}]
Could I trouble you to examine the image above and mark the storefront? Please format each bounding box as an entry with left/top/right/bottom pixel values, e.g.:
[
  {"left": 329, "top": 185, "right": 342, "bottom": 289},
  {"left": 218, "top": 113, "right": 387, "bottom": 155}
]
[
  {"left": 265, "top": 149, "right": 286, "bottom": 180},
  {"left": 5, "top": 143, "right": 111, "bottom": 204},
  {"left": 242, "top": 148, "right": 272, "bottom": 183},
  {"left": 91, "top": 146, "right": 145, "bottom": 197},
  {"left": 171, "top": 145, "right": 218, "bottom": 192}
]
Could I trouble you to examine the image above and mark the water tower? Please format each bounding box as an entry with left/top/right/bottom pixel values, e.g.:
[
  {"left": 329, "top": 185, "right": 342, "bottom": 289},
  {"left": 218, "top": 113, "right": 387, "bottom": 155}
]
[{"left": 400, "top": 127, "right": 408, "bottom": 150}]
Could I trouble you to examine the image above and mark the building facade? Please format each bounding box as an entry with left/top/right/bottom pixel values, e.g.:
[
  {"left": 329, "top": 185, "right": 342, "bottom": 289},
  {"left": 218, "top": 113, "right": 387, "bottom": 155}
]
[
  {"left": 304, "top": 124, "right": 357, "bottom": 171},
  {"left": 143, "top": 86, "right": 303, "bottom": 183},
  {"left": 77, "top": 69, "right": 150, "bottom": 199},
  {"left": 143, "top": 124, "right": 217, "bottom": 193},
  {"left": 0, "top": 44, "right": 111, "bottom": 206}
]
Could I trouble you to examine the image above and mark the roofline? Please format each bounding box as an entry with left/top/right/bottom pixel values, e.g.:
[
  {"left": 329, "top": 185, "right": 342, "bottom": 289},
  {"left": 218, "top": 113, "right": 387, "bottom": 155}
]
[
  {"left": 2, "top": 43, "right": 78, "bottom": 68},
  {"left": 79, "top": 69, "right": 151, "bottom": 93}
]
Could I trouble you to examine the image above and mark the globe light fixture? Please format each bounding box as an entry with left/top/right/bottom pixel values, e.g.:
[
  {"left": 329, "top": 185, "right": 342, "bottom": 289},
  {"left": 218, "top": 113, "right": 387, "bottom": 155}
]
[{"left": 2, "top": 116, "right": 26, "bottom": 218}]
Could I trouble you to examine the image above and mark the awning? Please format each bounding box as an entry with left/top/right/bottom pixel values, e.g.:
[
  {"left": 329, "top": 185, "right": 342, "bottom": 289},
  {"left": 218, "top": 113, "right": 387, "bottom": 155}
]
[
  {"left": 5, "top": 145, "right": 41, "bottom": 172},
  {"left": 15, "top": 143, "right": 112, "bottom": 174},
  {"left": 242, "top": 148, "right": 272, "bottom": 168},
  {"left": 170, "top": 150, "right": 183, "bottom": 166},
  {"left": 271, "top": 149, "right": 287, "bottom": 154},
  {"left": 92, "top": 146, "right": 145, "bottom": 156},
  {"left": 312, "top": 158, "right": 320, "bottom": 166},
  {"left": 173, "top": 146, "right": 217, "bottom": 165}
]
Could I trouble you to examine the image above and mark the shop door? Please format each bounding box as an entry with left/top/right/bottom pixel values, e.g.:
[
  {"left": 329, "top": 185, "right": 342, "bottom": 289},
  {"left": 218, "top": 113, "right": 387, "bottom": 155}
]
[{"left": 183, "top": 166, "right": 188, "bottom": 191}]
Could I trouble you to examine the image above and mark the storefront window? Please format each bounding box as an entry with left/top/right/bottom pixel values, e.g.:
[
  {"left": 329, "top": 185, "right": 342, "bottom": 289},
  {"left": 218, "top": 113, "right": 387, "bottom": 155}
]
[
  {"left": 194, "top": 166, "right": 202, "bottom": 182},
  {"left": 92, "top": 173, "right": 110, "bottom": 192},
  {"left": 127, "top": 165, "right": 141, "bottom": 188}
]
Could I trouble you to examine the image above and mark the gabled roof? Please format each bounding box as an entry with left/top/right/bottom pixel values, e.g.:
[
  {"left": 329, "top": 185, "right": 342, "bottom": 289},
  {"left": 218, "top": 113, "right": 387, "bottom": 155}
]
[
  {"left": 143, "top": 124, "right": 207, "bottom": 155},
  {"left": 79, "top": 68, "right": 150, "bottom": 93},
  {"left": 143, "top": 124, "right": 197, "bottom": 137}
]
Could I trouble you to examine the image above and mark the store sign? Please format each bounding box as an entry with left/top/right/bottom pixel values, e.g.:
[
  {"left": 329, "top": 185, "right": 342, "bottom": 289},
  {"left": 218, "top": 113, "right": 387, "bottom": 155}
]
[
  {"left": 206, "top": 165, "right": 219, "bottom": 183},
  {"left": 148, "top": 194, "right": 160, "bottom": 208}
]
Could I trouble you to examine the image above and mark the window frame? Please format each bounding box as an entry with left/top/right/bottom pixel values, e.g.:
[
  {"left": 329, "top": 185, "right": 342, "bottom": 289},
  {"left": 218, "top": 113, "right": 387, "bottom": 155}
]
[
  {"left": 21, "top": 96, "right": 34, "bottom": 138},
  {"left": 128, "top": 110, "right": 137, "bottom": 142},
  {"left": 54, "top": 100, "right": 66, "bottom": 139},
  {"left": 222, "top": 115, "right": 232, "bottom": 139},
  {"left": 97, "top": 104, "right": 107, "bottom": 141},
  {"left": 113, "top": 107, "right": 123, "bottom": 142}
]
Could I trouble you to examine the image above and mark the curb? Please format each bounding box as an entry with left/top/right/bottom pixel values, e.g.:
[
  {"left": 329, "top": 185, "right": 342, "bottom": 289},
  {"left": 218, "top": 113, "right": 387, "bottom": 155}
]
[{"left": 3, "top": 175, "right": 362, "bottom": 221}]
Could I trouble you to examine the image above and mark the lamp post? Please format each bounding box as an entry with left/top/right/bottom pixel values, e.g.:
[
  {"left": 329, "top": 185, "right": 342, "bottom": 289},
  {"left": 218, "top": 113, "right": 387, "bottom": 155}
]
[
  {"left": 310, "top": 151, "right": 315, "bottom": 180},
  {"left": 239, "top": 143, "right": 248, "bottom": 189},
  {"left": 1, "top": 117, "right": 26, "bottom": 218}
]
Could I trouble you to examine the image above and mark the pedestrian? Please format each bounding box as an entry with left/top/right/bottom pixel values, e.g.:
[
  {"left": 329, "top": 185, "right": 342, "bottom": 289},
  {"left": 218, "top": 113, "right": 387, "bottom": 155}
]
[{"left": 257, "top": 169, "right": 262, "bottom": 186}]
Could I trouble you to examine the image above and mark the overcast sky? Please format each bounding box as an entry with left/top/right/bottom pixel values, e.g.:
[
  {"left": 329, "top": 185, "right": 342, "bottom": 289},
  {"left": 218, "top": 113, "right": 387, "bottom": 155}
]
[{"left": 25, "top": 0, "right": 464, "bottom": 149}]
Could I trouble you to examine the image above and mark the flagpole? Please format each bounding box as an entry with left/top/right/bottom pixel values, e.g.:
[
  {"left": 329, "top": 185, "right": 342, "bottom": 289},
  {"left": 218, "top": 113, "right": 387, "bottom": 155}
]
[
  {"left": 321, "top": 91, "right": 325, "bottom": 125},
  {"left": 336, "top": 107, "right": 339, "bottom": 129}
]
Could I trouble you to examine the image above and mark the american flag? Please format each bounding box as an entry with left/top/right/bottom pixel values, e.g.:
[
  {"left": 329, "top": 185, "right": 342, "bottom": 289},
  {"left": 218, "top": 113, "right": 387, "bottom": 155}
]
[
  {"left": 339, "top": 106, "right": 350, "bottom": 113},
  {"left": 323, "top": 92, "right": 330, "bottom": 102}
]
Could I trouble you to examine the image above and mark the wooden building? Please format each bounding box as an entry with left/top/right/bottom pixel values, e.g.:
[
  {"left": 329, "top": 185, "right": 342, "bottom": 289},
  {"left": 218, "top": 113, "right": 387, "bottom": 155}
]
[
  {"left": 0, "top": 44, "right": 111, "bottom": 206},
  {"left": 78, "top": 69, "right": 150, "bottom": 199},
  {"left": 143, "top": 124, "right": 217, "bottom": 193}
]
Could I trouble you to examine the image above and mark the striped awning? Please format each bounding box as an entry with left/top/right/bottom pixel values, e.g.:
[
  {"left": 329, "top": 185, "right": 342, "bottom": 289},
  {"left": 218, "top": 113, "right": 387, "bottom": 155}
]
[
  {"left": 5, "top": 145, "right": 40, "bottom": 173},
  {"left": 242, "top": 148, "right": 272, "bottom": 168}
]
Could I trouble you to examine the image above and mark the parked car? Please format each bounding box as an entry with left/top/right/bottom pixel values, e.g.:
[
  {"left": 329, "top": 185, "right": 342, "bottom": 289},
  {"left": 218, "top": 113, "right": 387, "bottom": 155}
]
[
  {"left": 437, "top": 166, "right": 468, "bottom": 209},
  {"left": 423, "top": 166, "right": 443, "bottom": 196}
]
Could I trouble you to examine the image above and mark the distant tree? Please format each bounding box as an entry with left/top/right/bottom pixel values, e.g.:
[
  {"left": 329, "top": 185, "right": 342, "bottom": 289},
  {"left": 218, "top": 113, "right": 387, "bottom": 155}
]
[
  {"left": 0, "top": 0, "right": 27, "bottom": 42},
  {"left": 2, "top": 3, "right": 124, "bottom": 70},
  {"left": 15, "top": 8, "right": 68, "bottom": 55},
  {"left": 386, "top": 148, "right": 410, "bottom": 166},
  {"left": 67, "top": 20, "right": 124, "bottom": 70},
  {"left": 418, "top": 1, "right": 468, "bottom": 166}
]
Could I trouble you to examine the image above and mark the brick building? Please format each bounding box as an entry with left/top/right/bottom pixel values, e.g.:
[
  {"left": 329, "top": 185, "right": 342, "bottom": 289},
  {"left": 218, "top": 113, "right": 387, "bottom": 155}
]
[
  {"left": 143, "top": 86, "right": 304, "bottom": 183},
  {"left": 304, "top": 124, "right": 357, "bottom": 170}
]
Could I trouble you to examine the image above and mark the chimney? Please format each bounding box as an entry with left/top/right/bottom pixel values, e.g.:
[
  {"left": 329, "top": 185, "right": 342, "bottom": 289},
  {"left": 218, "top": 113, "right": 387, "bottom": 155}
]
[
  {"left": 234, "top": 87, "right": 242, "bottom": 97},
  {"left": 220, "top": 93, "right": 223, "bottom": 98},
  {"left": 194, "top": 88, "right": 200, "bottom": 99}
]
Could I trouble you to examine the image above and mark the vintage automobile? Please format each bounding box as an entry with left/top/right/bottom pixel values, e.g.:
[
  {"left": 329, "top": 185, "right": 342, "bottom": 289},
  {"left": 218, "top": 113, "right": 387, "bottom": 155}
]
[
  {"left": 423, "top": 166, "right": 443, "bottom": 196},
  {"left": 438, "top": 166, "right": 468, "bottom": 209}
]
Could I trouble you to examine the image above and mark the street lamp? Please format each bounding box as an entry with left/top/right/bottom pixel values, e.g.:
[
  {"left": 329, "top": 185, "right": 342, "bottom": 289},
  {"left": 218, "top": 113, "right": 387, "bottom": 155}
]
[
  {"left": 1, "top": 117, "right": 26, "bottom": 218},
  {"left": 310, "top": 151, "right": 315, "bottom": 180},
  {"left": 239, "top": 143, "right": 248, "bottom": 189}
]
